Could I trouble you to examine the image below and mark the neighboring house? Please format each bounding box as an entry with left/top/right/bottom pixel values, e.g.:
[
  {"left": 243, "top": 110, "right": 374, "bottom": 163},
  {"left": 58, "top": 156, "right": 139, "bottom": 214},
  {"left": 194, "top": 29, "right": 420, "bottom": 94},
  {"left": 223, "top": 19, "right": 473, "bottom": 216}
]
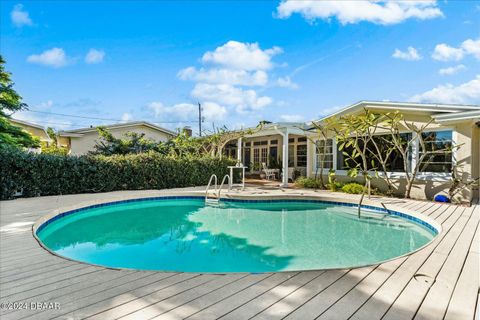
[
  {"left": 9, "top": 118, "right": 52, "bottom": 145},
  {"left": 226, "top": 101, "right": 480, "bottom": 203},
  {"left": 58, "top": 121, "right": 176, "bottom": 155}
]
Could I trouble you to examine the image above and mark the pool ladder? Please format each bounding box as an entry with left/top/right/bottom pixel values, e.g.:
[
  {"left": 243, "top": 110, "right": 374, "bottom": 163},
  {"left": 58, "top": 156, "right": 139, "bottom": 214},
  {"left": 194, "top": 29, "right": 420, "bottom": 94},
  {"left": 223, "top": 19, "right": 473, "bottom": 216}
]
[{"left": 205, "top": 174, "right": 230, "bottom": 205}]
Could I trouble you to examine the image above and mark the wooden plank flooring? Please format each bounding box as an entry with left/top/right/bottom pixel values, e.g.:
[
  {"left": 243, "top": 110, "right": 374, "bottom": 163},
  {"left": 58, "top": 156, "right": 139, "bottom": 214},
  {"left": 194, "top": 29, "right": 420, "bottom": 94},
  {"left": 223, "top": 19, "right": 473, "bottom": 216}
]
[{"left": 0, "top": 190, "right": 478, "bottom": 320}]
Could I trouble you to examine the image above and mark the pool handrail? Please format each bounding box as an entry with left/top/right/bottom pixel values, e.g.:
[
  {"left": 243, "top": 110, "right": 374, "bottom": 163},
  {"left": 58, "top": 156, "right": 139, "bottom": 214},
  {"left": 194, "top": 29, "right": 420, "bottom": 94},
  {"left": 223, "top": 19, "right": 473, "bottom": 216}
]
[
  {"left": 217, "top": 175, "right": 231, "bottom": 199},
  {"left": 205, "top": 174, "right": 218, "bottom": 202}
]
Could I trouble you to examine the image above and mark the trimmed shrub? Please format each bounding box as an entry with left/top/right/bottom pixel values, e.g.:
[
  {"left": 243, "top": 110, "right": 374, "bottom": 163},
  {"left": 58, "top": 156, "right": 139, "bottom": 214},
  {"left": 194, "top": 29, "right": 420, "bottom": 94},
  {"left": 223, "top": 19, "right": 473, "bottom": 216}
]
[
  {"left": 328, "top": 181, "right": 344, "bottom": 192},
  {"left": 295, "top": 177, "right": 322, "bottom": 189},
  {"left": 341, "top": 182, "right": 366, "bottom": 194},
  {"left": 0, "top": 148, "right": 234, "bottom": 200}
]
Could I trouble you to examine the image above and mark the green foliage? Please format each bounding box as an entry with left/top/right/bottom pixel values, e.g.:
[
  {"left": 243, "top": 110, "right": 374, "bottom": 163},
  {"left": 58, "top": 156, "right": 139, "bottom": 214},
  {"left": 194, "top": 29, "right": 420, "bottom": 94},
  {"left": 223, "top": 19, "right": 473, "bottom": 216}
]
[
  {"left": 0, "top": 56, "right": 39, "bottom": 149},
  {"left": 295, "top": 177, "right": 323, "bottom": 189},
  {"left": 40, "top": 141, "right": 68, "bottom": 155},
  {"left": 40, "top": 127, "right": 68, "bottom": 155},
  {"left": 0, "top": 148, "right": 234, "bottom": 200},
  {"left": 295, "top": 170, "right": 343, "bottom": 191},
  {"left": 328, "top": 181, "right": 344, "bottom": 192},
  {"left": 0, "top": 55, "right": 27, "bottom": 115},
  {"left": 91, "top": 127, "right": 165, "bottom": 156},
  {"left": 341, "top": 182, "right": 366, "bottom": 194},
  {"left": 0, "top": 116, "right": 40, "bottom": 149}
]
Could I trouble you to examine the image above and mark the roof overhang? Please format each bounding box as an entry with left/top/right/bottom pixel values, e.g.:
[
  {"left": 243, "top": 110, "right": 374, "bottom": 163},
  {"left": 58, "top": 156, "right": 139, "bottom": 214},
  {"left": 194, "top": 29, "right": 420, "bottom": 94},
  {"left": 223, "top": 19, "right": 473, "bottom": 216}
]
[
  {"left": 313, "top": 100, "right": 480, "bottom": 124},
  {"left": 60, "top": 121, "right": 177, "bottom": 136},
  {"left": 57, "top": 132, "right": 85, "bottom": 138},
  {"left": 243, "top": 122, "right": 313, "bottom": 138},
  {"left": 432, "top": 110, "right": 480, "bottom": 124}
]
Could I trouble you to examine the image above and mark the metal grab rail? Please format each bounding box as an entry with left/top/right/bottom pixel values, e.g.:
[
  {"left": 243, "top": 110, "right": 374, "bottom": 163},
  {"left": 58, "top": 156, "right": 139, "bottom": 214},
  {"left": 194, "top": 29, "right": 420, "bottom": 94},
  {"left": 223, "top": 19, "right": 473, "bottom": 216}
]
[
  {"left": 205, "top": 174, "right": 218, "bottom": 202},
  {"left": 217, "top": 175, "right": 231, "bottom": 199}
]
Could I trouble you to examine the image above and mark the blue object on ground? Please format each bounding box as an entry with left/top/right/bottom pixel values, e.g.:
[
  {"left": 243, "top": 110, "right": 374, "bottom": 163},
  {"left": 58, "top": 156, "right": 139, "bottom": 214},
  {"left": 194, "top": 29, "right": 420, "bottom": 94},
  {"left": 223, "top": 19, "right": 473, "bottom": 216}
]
[{"left": 434, "top": 194, "right": 450, "bottom": 203}]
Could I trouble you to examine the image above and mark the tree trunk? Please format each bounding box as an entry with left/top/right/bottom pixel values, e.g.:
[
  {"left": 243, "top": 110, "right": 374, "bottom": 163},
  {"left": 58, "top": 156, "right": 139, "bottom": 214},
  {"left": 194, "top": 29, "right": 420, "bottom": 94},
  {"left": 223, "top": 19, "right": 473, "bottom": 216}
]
[{"left": 358, "top": 179, "right": 368, "bottom": 218}]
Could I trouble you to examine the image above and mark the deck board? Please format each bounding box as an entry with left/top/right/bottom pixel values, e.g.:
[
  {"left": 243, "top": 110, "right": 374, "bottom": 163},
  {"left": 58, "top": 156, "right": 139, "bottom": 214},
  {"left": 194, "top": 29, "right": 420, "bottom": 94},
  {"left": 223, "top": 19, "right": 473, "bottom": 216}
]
[{"left": 0, "top": 189, "right": 478, "bottom": 320}]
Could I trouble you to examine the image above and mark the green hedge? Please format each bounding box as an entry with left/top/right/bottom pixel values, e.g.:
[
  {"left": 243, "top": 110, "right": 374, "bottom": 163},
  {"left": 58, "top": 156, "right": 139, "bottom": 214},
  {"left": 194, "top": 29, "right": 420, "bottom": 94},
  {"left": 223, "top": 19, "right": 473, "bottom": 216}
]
[{"left": 0, "top": 148, "right": 235, "bottom": 200}]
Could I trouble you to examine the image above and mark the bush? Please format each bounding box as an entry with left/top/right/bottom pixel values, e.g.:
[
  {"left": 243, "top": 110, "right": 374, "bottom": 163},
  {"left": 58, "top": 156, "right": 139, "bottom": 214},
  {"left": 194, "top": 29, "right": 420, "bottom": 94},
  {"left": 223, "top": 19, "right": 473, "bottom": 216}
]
[
  {"left": 295, "top": 177, "right": 323, "bottom": 189},
  {"left": 0, "top": 148, "right": 234, "bottom": 200},
  {"left": 341, "top": 182, "right": 366, "bottom": 194},
  {"left": 328, "top": 181, "right": 344, "bottom": 192},
  {"left": 296, "top": 177, "right": 346, "bottom": 191}
]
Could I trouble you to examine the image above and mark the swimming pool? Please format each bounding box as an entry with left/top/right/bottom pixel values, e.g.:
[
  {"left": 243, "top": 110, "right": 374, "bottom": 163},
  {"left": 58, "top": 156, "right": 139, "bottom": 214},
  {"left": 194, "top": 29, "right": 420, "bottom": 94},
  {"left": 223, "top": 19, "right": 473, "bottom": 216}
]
[{"left": 35, "top": 197, "right": 438, "bottom": 273}]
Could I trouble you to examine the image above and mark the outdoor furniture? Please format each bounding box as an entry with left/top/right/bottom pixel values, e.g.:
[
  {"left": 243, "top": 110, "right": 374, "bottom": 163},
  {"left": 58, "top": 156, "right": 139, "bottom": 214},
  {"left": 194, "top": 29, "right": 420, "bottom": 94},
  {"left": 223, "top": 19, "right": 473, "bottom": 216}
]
[
  {"left": 281, "top": 167, "right": 295, "bottom": 182},
  {"left": 227, "top": 165, "right": 247, "bottom": 190},
  {"left": 262, "top": 163, "right": 277, "bottom": 180}
]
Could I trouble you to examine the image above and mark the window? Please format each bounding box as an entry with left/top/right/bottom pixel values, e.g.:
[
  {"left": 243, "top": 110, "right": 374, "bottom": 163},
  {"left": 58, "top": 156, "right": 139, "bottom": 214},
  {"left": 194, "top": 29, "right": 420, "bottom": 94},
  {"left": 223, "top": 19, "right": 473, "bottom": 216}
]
[
  {"left": 269, "top": 146, "right": 278, "bottom": 160},
  {"left": 261, "top": 147, "right": 268, "bottom": 164},
  {"left": 297, "top": 137, "right": 307, "bottom": 142},
  {"left": 288, "top": 138, "right": 295, "bottom": 143},
  {"left": 253, "top": 140, "right": 268, "bottom": 146},
  {"left": 269, "top": 146, "right": 279, "bottom": 168},
  {"left": 244, "top": 148, "right": 251, "bottom": 167},
  {"left": 288, "top": 145, "right": 295, "bottom": 166},
  {"left": 270, "top": 139, "right": 278, "bottom": 145},
  {"left": 253, "top": 148, "right": 260, "bottom": 167},
  {"left": 419, "top": 131, "right": 453, "bottom": 173},
  {"left": 316, "top": 139, "right": 333, "bottom": 169},
  {"left": 335, "top": 133, "right": 412, "bottom": 172},
  {"left": 297, "top": 145, "right": 307, "bottom": 167}
]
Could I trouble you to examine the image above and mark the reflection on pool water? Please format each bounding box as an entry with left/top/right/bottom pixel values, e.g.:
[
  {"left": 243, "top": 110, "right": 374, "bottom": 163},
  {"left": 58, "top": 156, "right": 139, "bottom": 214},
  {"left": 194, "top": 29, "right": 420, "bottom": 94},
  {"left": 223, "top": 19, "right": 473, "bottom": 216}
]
[{"left": 37, "top": 198, "right": 436, "bottom": 273}]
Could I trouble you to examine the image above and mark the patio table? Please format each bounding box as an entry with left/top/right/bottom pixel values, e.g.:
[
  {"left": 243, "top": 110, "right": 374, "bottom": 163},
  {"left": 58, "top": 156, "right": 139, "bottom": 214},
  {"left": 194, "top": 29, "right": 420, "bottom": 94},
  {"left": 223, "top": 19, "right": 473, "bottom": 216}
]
[{"left": 227, "top": 165, "right": 247, "bottom": 190}]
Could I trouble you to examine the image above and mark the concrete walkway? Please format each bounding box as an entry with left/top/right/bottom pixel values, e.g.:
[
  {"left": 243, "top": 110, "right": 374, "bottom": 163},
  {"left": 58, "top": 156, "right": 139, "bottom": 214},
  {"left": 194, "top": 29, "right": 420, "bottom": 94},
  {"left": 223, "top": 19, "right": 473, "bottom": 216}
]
[{"left": 0, "top": 187, "right": 478, "bottom": 320}]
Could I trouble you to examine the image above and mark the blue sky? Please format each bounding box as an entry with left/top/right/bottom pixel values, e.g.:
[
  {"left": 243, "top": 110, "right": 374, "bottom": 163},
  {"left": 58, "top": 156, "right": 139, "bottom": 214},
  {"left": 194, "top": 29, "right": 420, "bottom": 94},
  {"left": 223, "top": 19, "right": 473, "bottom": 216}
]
[{"left": 1, "top": 1, "right": 479, "bottom": 134}]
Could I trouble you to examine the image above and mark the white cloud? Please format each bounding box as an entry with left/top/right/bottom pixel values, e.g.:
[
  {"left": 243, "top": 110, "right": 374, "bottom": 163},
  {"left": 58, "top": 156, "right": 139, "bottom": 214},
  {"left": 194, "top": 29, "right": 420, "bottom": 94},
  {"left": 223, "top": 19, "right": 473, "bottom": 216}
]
[
  {"left": 432, "top": 38, "right": 480, "bottom": 61},
  {"left": 85, "top": 49, "right": 105, "bottom": 64},
  {"left": 392, "top": 47, "right": 422, "bottom": 61},
  {"left": 280, "top": 114, "right": 304, "bottom": 122},
  {"left": 178, "top": 67, "right": 268, "bottom": 86},
  {"left": 36, "top": 100, "right": 54, "bottom": 109},
  {"left": 192, "top": 83, "right": 272, "bottom": 114},
  {"left": 410, "top": 75, "right": 480, "bottom": 104},
  {"left": 432, "top": 43, "right": 465, "bottom": 61},
  {"left": 179, "top": 40, "right": 284, "bottom": 115},
  {"left": 276, "top": 0, "right": 443, "bottom": 25},
  {"left": 11, "top": 4, "right": 33, "bottom": 27},
  {"left": 121, "top": 113, "right": 132, "bottom": 122},
  {"left": 438, "top": 64, "right": 466, "bottom": 76},
  {"left": 461, "top": 39, "right": 480, "bottom": 59},
  {"left": 276, "top": 76, "right": 299, "bottom": 89},
  {"left": 27, "top": 48, "right": 68, "bottom": 68},
  {"left": 202, "top": 41, "right": 282, "bottom": 71},
  {"left": 148, "top": 101, "right": 227, "bottom": 122}
]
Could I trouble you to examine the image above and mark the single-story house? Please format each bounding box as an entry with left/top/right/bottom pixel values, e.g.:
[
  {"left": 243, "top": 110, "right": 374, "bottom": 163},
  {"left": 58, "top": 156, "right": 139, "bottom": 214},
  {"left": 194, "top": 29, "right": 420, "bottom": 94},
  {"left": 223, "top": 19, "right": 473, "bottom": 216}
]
[
  {"left": 225, "top": 101, "right": 480, "bottom": 203},
  {"left": 9, "top": 118, "right": 52, "bottom": 144},
  {"left": 58, "top": 121, "right": 177, "bottom": 155}
]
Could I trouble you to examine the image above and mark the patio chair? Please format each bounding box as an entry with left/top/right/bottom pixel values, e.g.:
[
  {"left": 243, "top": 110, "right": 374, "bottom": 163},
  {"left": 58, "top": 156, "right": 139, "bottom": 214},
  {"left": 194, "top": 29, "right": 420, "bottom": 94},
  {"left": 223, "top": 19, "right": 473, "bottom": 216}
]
[
  {"left": 281, "top": 167, "right": 295, "bottom": 182},
  {"left": 262, "top": 163, "right": 277, "bottom": 180}
]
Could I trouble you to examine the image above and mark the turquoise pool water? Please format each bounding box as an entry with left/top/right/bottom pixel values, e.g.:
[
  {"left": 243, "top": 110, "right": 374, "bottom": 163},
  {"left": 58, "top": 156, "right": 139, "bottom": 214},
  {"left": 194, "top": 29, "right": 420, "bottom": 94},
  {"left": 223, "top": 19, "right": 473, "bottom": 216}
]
[{"left": 37, "top": 198, "right": 436, "bottom": 272}]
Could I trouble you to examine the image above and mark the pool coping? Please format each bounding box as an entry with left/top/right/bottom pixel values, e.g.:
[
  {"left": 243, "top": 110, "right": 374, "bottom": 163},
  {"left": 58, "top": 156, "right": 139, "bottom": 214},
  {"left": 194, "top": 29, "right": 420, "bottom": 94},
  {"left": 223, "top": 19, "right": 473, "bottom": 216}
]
[{"left": 31, "top": 191, "right": 443, "bottom": 274}]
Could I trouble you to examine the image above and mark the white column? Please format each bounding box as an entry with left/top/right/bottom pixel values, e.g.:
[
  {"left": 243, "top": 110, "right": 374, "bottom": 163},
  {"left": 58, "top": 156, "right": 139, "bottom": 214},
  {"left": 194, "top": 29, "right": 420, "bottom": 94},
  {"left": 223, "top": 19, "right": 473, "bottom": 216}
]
[
  {"left": 306, "top": 138, "right": 312, "bottom": 178},
  {"left": 237, "top": 137, "right": 242, "bottom": 164},
  {"left": 281, "top": 130, "right": 289, "bottom": 187}
]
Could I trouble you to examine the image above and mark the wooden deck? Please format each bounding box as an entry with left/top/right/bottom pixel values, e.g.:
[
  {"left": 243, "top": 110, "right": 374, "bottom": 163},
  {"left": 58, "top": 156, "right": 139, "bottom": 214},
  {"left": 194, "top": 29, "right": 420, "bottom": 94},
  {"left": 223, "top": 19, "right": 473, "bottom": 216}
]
[{"left": 0, "top": 189, "right": 478, "bottom": 320}]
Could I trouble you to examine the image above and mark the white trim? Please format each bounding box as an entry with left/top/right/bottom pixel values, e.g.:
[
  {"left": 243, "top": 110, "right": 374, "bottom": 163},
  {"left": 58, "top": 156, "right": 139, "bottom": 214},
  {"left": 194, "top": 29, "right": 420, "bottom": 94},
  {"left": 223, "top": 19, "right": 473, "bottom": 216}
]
[
  {"left": 433, "top": 110, "right": 480, "bottom": 122},
  {"left": 311, "top": 169, "right": 452, "bottom": 182},
  {"left": 60, "top": 121, "right": 176, "bottom": 136},
  {"left": 311, "top": 100, "right": 480, "bottom": 124}
]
